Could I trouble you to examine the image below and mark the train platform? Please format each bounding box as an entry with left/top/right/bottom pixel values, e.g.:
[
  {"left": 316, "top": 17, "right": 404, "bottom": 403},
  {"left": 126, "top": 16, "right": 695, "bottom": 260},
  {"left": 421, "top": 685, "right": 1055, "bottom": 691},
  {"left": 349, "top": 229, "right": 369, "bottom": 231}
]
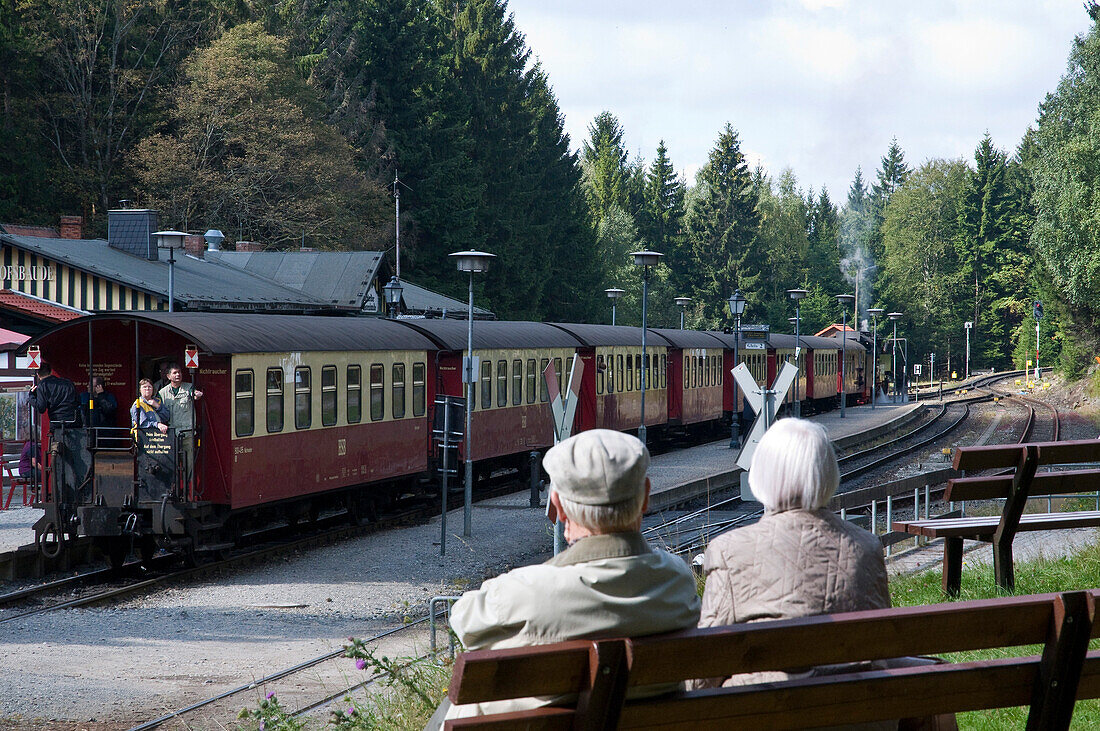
[{"left": 646, "top": 401, "right": 924, "bottom": 513}]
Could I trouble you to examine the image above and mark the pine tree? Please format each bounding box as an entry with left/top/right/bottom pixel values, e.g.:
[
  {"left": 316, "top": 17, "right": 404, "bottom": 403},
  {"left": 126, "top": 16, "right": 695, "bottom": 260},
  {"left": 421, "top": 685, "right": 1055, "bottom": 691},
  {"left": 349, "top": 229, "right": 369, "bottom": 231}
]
[
  {"left": 638, "top": 141, "right": 687, "bottom": 287},
  {"left": 959, "top": 133, "right": 1015, "bottom": 367},
  {"left": 869, "top": 139, "right": 910, "bottom": 263},
  {"left": 846, "top": 167, "right": 868, "bottom": 211},
  {"left": 686, "top": 124, "right": 761, "bottom": 324},
  {"left": 581, "top": 111, "right": 633, "bottom": 223},
  {"left": 808, "top": 188, "right": 844, "bottom": 298}
]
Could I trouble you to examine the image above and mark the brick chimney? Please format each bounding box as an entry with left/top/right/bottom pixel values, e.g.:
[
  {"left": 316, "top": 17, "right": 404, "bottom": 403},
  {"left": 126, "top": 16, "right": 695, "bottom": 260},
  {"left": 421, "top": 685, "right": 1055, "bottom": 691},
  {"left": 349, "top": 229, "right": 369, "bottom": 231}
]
[
  {"left": 235, "top": 240, "right": 264, "bottom": 252},
  {"left": 184, "top": 234, "right": 205, "bottom": 258},
  {"left": 59, "top": 215, "right": 83, "bottom": 240}
]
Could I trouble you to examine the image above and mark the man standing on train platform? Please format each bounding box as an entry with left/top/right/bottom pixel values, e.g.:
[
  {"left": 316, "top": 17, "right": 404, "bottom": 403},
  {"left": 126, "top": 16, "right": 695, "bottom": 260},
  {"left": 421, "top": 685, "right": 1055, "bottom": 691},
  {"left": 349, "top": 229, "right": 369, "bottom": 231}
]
[
  {"left": 158, "top": 364, "right": 203, "bottom": 487},
  {"left": 428, "top": 429, "right": 701, "bottom": 725}
]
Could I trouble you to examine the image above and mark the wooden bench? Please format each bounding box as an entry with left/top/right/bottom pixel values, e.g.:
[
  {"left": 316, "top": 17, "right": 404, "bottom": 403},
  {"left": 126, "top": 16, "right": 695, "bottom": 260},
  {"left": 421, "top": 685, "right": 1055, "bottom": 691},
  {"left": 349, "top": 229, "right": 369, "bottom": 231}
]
[
  {"left": 445, "top": 589, "right": 1100, "bottom": 729},
  {"left": 893, "top": 439, "right": 1100, "bottom": 596}
]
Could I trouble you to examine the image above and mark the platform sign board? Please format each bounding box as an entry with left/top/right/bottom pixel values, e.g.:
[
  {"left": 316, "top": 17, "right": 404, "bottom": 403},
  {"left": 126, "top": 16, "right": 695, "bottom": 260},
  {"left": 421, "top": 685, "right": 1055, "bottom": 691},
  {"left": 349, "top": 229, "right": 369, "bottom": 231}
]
[
  {"left": 913, "top": 364, "right": 922, "bottom": 376},
  {"left": 184, "top": 345, "right": 199, "bottom": 370},
  {"left": 27, "top": 346, "right": 40, "bottom": 370},
  {"left": 733, "top": 361, "right": 797, "bottom": 502}
]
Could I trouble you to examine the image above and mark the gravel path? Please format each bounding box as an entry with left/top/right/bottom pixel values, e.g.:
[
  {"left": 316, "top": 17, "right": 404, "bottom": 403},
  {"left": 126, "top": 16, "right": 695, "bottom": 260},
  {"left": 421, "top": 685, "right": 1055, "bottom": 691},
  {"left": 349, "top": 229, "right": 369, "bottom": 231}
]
[{"left": 0, "top": 492, "right": 553, "bottom": 729}]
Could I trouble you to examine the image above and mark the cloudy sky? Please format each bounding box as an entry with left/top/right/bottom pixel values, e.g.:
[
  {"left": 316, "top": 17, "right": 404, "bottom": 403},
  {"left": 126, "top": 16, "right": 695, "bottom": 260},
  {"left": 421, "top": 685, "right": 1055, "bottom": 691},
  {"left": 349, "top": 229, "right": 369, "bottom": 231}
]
[{"left": 507, "top": 0, "right": 1092, "bottom": 199}]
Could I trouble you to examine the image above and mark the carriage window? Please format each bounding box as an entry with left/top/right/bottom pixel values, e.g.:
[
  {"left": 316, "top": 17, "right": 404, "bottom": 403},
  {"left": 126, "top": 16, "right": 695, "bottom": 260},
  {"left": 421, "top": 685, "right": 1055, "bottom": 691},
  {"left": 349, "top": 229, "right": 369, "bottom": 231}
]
[
  {"left": 497, "top": 360, "right": 508, "bottom": 407},
  {"left": 636, "top": 353, "right": 643, "bottom": 390},
  {"left": 606, "top": 354, "right": 615, "bottom": 393},
  {"left": 526, "top": 359, "right": 537, "bottom": 404},
  {"left": 697, "top": 356, "right": 704, "bottom": 387},
  {"left": 235, "top": 369, "right": 254, "bottom": 437},
  {"left": 660, "top": 356, "right": 666, "bottom": 389},
  {"left": 540, "top": 358, "right": 550, "bottom": 402},
  {"left": 566, "top": 357, "right": 574, "bottom": 386},
  {"left": 347, "top": 365, "right": 361, "bottom": 424},
  {"left": 266, "top": 368, "right": 283, "bottom": 433},
  {"left": 645, "top": 354, "right": 651, "bottom": 390},
  {"left": 321, "top": 366, "right": 337, "bottom": 426},
  {"left": 704, "top": 356, "right": 710, "bottom": 387},
  {"left": 617, "top": 354, "right": 624, "bottom": 391},
  {"left": 393, "top": 363, "right": 406, "bottom": 419},
  {"left": 370, "top": 364, "right": 384, "bottom": 421},
  {"left": 627, "top": 354, "right": 634, "bottom": 391},
  {"left": 596, "top": 355, "right": 605, "bottom": 395},
  {"left": 295, "top": 367, "right": 312, "bottom": 429},
  {"left": 511, "top": 359, "right": 522, "bottom": 406},
  {"left": 684, "top": 355, "right": 690, "bottom": 389},
  {"left": 554, "top": 357, "right": 563, "bottom": 395},
  {"left": 481, "top": 360, "right": 492, "bottom": 410},
  {"left": 413, "top": 362, "right": 426, "bottom": 416}
]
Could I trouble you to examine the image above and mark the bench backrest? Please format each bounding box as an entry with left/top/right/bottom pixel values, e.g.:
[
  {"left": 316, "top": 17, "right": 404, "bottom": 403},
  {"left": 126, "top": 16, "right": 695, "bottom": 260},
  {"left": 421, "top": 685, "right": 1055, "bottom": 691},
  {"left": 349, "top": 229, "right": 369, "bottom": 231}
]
[
  {"left": 947, "top": 439, "right": 1100, "bottom": 502},
  {"left": 446, "top": 590, "right": 1099, "bottom": 730}
]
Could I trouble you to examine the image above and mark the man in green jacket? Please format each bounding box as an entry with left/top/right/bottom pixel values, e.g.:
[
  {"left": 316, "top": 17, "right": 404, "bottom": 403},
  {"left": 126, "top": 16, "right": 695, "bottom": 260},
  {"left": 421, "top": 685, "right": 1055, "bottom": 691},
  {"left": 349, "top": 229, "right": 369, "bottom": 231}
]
[
  {"left": 158, "top": 364, "right": 203, "bottom": 488},
  {"left": 431, "top": 429, "right": 701, "bottom": 725}
]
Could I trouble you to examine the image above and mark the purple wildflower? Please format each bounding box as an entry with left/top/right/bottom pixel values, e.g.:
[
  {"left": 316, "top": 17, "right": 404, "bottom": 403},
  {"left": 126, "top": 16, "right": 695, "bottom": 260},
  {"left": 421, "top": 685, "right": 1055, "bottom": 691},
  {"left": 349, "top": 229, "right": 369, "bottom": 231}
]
[
  {"left": 266, "top": 691, "right": 275, "bottom": 699},
  {"left": 355, "top": 658, "right": 367, "bottom": 670},
  {"left": 347, "top": 706, "right": 356, "bottom": 716},
  {"left": 259, "top": 721, "right": 265, "bottom": 731}
]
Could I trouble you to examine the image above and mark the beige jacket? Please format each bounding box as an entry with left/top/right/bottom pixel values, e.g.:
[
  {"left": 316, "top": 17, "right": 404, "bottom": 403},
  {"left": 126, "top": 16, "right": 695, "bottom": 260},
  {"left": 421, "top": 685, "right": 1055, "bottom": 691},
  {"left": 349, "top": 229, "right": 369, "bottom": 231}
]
[
  {"left": 698, "top": 507, "right": 891, "bottom": 692},
  {"left": 440, "top": 531, "right": 701, "bottom": 722}
]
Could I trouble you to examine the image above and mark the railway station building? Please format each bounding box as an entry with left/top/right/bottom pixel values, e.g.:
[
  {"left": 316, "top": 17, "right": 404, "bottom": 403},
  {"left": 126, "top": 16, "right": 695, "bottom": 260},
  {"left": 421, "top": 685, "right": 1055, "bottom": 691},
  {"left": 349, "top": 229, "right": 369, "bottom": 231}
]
[{"left": 0, "top": 208, "right": 491, "bottom": 342}]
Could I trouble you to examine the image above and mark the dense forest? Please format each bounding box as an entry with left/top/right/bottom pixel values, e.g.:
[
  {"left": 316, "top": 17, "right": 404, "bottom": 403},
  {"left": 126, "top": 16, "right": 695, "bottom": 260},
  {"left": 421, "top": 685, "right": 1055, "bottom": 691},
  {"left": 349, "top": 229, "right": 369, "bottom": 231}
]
[{"left": 3, "top": 0, "right": 1100, "bottom": 377}]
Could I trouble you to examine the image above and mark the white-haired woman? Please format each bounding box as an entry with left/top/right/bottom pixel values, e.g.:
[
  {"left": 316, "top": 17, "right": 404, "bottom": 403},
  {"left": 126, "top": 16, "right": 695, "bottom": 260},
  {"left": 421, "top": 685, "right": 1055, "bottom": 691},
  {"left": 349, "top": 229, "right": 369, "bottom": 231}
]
[{"left": 696, "top": 417, "right": 891, "bottom": 683}]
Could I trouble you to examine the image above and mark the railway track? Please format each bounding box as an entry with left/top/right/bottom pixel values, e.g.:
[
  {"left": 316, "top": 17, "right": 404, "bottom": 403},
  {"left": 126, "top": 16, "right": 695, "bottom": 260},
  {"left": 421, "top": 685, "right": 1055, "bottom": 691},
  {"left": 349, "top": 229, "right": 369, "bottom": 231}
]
[{"left": 128, "top": 616, "right": 435, "bottom": 730}]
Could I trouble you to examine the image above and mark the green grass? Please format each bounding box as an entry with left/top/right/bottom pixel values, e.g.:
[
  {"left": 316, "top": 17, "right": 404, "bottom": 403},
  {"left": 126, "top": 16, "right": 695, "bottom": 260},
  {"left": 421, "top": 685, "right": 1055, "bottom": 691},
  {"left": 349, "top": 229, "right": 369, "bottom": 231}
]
[{"left": 891, "top": 530, "right": 1100, "bottom": 728}]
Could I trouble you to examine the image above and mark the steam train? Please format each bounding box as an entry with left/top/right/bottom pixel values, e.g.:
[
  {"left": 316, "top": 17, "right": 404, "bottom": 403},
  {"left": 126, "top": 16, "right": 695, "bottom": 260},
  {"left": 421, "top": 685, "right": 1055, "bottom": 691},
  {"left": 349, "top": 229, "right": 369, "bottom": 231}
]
[{"left": 22, "top": 312, "right": 868, "bottom": 565}]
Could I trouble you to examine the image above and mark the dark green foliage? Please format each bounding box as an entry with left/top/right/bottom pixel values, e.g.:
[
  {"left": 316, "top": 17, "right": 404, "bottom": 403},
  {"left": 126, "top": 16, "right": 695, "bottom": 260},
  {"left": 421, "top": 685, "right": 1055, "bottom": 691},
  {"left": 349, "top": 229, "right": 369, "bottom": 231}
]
[
  {"left": 686, "top": 124, "right": 762, "bottom": 325},
  {"left": 1029, "top": 9, "right": 1100, "bottom": 369},
  {"left": 639, "top": 140, "right": 687, "bottom": 291}
]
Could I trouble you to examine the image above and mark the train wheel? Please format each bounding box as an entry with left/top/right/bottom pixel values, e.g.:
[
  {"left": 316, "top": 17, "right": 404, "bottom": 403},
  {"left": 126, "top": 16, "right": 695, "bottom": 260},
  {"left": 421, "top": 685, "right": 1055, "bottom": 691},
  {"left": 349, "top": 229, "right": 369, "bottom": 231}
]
[
  {"left": 104, "top": 537, "right": 129, "bottom": 570},
  {"left": 139, "top": 537, "right": 157, "bottom": 567}
]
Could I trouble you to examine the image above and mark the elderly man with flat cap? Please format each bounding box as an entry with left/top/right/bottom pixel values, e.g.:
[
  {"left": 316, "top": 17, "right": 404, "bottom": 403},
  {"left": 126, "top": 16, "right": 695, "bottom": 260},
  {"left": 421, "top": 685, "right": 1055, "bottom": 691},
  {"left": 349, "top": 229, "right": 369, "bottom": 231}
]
[{"left": 432, "top": 429, "right": 700, "bottom": 724}]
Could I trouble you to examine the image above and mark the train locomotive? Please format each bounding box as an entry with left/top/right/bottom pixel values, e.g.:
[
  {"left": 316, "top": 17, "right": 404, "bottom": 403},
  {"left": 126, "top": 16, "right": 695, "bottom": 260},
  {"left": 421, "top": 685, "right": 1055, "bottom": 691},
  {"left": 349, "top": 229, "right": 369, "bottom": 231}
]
[{"left": 22, "top": 312, "right": 870, "bottom": 565}]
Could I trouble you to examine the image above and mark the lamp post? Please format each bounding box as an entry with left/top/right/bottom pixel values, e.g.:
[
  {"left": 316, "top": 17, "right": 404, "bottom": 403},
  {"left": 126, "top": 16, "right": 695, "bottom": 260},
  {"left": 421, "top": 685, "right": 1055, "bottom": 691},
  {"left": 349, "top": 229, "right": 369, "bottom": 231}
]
[
  {"left": 868, "top": 308, "right": 884, "bottom": 409},
  {"left": 836, "top": 293, "right": 855, "bottom": 418},
  {"left": 383, "top": 276, "right": 404, "bottom": 319},
  {"left": 787, "top": 289, "right": 808, "bottom": 417},
  {"left": 728, "top": 289, "right": 747, "bottom": 448},
  {"left": 964, "top": 321, "right": 973, "bottom": 379},
  {"left": 675, "top": 297, "right": 691, "bottom": 329},
  {"left": 888, "top": 312, "right": 903, "bottom": 403},
  {"left": 605, "top": 288, "right": 625, "bottom": 326},
  {"left": 631, "top": 250, "right": 663, "bottom": 445},
  {"left": 449, "top": 249, "right": 496, "bottom": 537},
  {"left": 153, "top": 230, "right": 186, "bottom": 312}
]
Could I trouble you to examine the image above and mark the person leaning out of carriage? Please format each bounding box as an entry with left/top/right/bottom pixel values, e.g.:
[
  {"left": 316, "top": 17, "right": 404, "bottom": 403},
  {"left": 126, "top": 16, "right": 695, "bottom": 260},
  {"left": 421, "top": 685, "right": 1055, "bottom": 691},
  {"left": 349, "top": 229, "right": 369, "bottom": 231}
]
[
  {"left": 428, "top": 429, "right": 701, "bottom": 726},
  {"left": 130, "top": 379, "right": 169, "bottom": 434}
]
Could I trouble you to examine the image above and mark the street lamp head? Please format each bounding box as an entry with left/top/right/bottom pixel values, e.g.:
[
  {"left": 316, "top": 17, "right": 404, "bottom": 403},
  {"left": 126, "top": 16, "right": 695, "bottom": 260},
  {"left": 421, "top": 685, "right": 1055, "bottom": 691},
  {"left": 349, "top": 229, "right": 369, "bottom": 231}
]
[
  {"left": 836, "top": 293, "right": 855, "bottom": 308},
  {"left": 630, "top": 250, "right": 664, "bottom": 268},
  {"left": 605, "top": 287, "right": 625, "bottom": 300},
  {"left": 888, "top": 311, "right": 903, "bottom": 321},
  {"left": 153, "top": 230, "right": 186, "bottom": 250},
  {"left": 867, "top": 307, "right": 885, "bottom": 317},
  {"left": 728, "top": 289, "right": 747, "bottom": 317},
  {"left": 674, "top": 296, "right": 692, "bottom": 308},
  {"left": 450, "top": 249, "right": 496, "bottom": 273},
  {"left": 382, "top": 275, "right": 403, "bottom": 308},
  {"left": 786, "top": 288, "right": 809, "bottom": 302}
]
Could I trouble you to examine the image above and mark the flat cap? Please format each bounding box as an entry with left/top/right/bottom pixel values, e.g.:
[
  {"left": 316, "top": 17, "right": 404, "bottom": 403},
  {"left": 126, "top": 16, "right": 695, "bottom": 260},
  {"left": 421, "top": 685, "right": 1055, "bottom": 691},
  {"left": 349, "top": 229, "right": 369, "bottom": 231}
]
[{"left": 544, "top": 429, "right": 650, "bottom": 506}]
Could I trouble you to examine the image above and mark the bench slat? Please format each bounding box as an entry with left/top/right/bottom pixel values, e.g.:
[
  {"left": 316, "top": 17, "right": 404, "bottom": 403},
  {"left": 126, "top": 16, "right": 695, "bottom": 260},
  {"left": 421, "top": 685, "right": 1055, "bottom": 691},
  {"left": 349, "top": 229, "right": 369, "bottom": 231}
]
[
  {"left": 894, "top": 511, "right": 1100, "bottom": 539},
  {"left": 953, "top": 439, "right": 1100, "bottom": 471},
  {"left": 450, "top": 594, "right": 1077, "bottom": 705},
  {"left": 446, "top": 706, "right": 573, "bottom": 730},
  {"left": 619, "top": 655, "right": 1045, "bottom": 729},
  {"left": 947, "top": 469, "right": 1100, "bottom": 502}
]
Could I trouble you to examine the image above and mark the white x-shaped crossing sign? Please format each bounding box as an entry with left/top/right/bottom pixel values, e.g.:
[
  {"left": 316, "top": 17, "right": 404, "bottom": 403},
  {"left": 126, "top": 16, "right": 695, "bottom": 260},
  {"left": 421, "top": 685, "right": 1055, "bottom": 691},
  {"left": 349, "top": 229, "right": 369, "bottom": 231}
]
[{"left": 732, "top": 360, "right": 798, "bottom": 499}]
